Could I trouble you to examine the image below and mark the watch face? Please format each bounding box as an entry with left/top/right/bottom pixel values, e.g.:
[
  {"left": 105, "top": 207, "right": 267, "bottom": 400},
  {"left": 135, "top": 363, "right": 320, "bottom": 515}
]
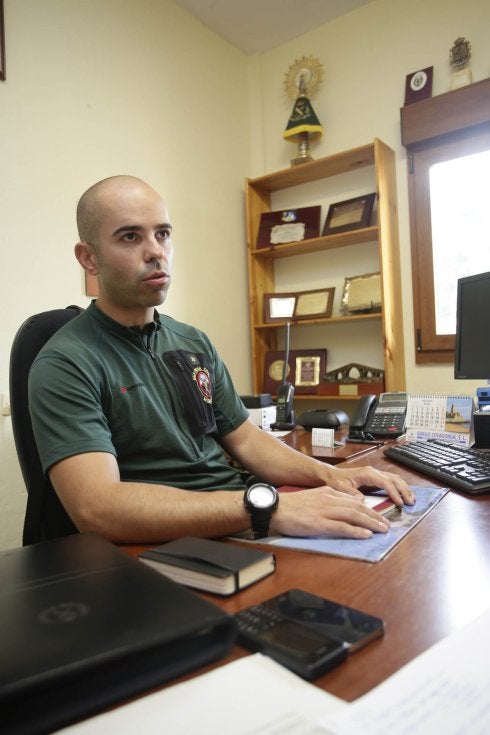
[{"left": 249, "top": 484, "right": 276, "bottom": 509}]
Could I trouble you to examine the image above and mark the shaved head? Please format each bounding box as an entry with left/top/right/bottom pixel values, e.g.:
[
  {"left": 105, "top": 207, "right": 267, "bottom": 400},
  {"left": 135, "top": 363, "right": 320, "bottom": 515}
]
[
  {"left": 76, "top": 175, "right": 156, "bottom": 248},
  {"left": 74, "top": 175, "right": 173, "bottom": 326}
]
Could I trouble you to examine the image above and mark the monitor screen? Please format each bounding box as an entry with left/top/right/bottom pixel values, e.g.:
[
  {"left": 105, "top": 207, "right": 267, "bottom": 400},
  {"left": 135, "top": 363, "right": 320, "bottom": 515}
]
[{"left": 454, "top": 271, "right": 490, "bottom": 380}]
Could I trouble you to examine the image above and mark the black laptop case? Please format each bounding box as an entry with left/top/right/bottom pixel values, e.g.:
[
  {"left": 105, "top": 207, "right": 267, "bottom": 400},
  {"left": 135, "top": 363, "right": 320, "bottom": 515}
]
[{"left": 0, "top": 533, "right": 236, "bottom": 735}]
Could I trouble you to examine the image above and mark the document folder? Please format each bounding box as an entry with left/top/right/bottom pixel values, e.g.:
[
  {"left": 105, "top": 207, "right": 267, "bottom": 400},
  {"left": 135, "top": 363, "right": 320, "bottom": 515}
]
[{"left": 0, "top": 533, "right": 236, "bottom": 735}]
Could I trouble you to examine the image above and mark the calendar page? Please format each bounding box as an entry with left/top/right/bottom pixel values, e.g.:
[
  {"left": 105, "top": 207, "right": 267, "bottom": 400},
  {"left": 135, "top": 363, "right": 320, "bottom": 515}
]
[{"left": 406, "top": 394, "right": 475, "bottom": 446}]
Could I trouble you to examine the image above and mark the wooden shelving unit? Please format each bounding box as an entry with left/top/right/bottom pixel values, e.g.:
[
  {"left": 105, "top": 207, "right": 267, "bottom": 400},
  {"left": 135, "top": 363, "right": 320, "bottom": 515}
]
[{"left": 245, "top": 139, "right": 406, "bottom": 400}]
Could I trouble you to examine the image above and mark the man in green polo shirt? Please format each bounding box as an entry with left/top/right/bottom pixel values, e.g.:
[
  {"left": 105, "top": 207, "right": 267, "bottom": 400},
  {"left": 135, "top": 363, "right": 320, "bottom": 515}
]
[{"left": 28, "top": 175, "right": 414, "bottom": 544}]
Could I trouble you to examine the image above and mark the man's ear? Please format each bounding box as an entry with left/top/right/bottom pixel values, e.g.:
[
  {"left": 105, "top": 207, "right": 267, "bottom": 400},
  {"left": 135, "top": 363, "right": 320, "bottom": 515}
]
[{"left": 75, "top": 242, "right": 99, "bottom": 275}]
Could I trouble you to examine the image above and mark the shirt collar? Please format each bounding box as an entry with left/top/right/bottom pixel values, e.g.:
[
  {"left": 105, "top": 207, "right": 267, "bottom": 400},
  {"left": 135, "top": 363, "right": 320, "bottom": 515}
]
[{"left": 88, "top": 300, "right": 162, "bottom": 338}]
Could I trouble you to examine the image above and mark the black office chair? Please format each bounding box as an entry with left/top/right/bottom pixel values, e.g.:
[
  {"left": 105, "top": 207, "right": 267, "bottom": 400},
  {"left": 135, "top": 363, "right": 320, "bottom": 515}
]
[{"left": 9, "top": 306, "right": 84, "bottom": 545}]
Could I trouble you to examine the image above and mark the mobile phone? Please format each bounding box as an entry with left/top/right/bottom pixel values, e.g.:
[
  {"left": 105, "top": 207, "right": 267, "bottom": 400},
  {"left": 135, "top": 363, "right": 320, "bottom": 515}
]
[
  {"left": 235, "top": 589, "right": 384, "bottom": 678},
  {"left": 235, "top": 603, "right": 347, "bottom": 680},
  {"left": 273, "top": 589, "right": 385, "bottom": 651}
]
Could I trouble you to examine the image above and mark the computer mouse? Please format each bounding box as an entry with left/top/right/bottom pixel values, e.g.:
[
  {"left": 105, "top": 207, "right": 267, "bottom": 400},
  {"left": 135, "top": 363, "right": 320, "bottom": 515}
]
[{"left": 297, "top": 409, "right": 349, "bottom": 431}]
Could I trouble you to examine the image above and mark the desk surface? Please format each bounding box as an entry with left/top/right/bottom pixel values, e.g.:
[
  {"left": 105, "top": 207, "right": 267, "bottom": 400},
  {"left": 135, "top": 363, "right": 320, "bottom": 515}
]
[{"left": 124, "top": 431, "right": 490, "bottom": 702}]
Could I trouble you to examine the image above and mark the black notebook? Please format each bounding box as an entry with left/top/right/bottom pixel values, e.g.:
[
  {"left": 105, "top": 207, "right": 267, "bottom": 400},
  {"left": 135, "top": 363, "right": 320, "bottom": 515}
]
[
  {"left": 0, "top": 533, "right": 236, "bottom": 735},
  {"left": 139, "top": 536, "right": 275, "bottom": 595}
]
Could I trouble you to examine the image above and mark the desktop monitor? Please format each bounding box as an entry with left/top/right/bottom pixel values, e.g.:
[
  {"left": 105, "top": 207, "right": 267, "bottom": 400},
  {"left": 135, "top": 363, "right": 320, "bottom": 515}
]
[{"left": 454, "top": 271, "right": 490, "bottom": 380}]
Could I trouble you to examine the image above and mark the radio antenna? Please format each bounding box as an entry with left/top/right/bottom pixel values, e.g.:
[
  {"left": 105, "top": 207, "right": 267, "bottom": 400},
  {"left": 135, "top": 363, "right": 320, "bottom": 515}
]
[
  {"left": 282, "top": 321, "right": 291, "bottom": 385},
  {"left": 271, "top": 320, "right": 296, "bottom": 431}
]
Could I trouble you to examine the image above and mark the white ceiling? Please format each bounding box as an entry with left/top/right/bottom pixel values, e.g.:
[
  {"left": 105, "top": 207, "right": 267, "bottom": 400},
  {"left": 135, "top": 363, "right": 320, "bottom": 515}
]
[{"left": 173, "top": 0, "right": 374, "bottom": 54}]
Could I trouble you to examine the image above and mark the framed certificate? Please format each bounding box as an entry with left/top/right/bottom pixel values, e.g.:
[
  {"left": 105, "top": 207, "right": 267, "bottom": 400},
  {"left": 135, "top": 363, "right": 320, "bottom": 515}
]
[
  {"left": 295, "top": 355, "right": 322, "bottom": 388},
  {"left": 263, "top": 293, "right": 296, "bottom": 323},
  {"left": 322, "top": 193, "right": 376, "bottom": 236},
  {"left": 293, "top": 288, "right": 334, "bottom": 321}
]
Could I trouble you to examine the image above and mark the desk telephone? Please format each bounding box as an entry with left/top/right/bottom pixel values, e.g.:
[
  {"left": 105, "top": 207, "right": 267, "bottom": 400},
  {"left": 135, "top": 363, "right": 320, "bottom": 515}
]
[{"left": 348, "top": 392, "right": 408, "bottom": 441}]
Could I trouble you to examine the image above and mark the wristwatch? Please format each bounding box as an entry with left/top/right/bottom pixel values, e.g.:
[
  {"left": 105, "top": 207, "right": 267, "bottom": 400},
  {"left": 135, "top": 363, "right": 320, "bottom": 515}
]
[{"left": 244, "top": 483, "right": 279, "bottom": 539}]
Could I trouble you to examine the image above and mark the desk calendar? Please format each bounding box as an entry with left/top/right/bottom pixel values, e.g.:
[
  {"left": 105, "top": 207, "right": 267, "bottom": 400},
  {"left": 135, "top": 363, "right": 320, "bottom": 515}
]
[{"left": 406, "top": 394, "right": 475, "bottom": 446}]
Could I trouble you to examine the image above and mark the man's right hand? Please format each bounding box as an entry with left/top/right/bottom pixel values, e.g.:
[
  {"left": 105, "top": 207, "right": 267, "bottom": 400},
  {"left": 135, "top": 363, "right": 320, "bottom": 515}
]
[{"left": 271, "top": 486, "right": 391, "bottom": 539}]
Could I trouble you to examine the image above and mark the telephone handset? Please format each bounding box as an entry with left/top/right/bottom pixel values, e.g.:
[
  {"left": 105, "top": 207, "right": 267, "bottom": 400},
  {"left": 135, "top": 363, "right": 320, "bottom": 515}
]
[
  {"left": 348, "top": 392, "right": 408, "bottom": 441},
  {"left": 348, "top": 395, "right": 378, "bottom": 441}
]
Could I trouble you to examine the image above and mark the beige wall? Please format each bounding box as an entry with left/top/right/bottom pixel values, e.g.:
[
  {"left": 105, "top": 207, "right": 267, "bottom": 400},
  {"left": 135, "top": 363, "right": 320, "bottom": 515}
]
[
  {"left": 0, "top": 0, "right": 250, "bottom": 548},
  {"left": 1, "top": 0, "right": 488, "bottom": 549}
]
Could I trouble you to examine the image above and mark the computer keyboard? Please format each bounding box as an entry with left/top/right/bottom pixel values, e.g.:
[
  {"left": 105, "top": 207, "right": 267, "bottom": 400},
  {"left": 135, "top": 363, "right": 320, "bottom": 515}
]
[{"left": 384, "top": 439, "right": 490, "bottom": 495}]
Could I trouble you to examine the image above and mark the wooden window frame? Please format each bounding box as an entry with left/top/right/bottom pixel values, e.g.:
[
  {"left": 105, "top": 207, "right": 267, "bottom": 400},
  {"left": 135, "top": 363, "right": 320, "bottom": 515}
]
[{"left": 401, "top": 77, "right": 490, "bottom": 364}]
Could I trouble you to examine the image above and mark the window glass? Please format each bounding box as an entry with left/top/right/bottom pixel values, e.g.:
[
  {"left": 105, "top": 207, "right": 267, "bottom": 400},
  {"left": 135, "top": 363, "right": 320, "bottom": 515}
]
[
  {"left": 430, "top": 150, "right": 490, "bottom": 335},
  {"left": 401, "top": 78, "right": 490, "bottom": 363}
]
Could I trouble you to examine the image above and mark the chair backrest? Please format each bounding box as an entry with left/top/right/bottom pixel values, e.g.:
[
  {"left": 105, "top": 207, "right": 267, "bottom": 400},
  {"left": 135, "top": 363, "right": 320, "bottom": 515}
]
[{"left": 9, "top": 306, "right": 84, "bottom": 545}]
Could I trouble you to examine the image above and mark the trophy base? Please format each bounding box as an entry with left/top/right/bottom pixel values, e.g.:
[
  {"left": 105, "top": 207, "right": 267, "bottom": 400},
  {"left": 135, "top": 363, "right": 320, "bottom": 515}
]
[
  {"left": 290, "top": 132, "right": 315, "bottom": 166},
  {"left": 450, "top": 67, "right": 472, "bottom": 90},
  {"left": 291, "top": 154, "right": 313, "bottom": 166}
]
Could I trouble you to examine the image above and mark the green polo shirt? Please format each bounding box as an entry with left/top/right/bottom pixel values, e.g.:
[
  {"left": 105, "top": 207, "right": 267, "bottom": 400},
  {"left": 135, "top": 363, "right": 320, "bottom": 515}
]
[{"left": 28, "top": 302, "right": 249, "bottom": 491}]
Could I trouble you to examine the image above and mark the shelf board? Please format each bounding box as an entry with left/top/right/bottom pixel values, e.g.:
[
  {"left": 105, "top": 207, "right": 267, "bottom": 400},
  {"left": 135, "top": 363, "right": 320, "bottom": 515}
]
[
  {"left": 254, "top": 312, "right": 382, "bottom": 330},
  {"left": 291, "top": 394, "right": 362, "bottom": 401},
  {"left": 251, "top": 226, "right": 378, "bottom": 259},
  {"left": 247, "top": 143, "right": 376, "bottom": 192}
]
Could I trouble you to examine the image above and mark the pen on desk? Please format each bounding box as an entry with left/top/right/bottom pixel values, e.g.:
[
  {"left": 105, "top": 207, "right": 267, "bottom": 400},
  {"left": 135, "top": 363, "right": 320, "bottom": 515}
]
[{"left": 343, "top": 443, "right": 384, "bottom": 461}]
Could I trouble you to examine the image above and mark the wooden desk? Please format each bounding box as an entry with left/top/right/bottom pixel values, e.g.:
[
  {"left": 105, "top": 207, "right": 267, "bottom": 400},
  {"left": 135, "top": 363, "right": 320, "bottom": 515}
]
[
  {"left": 283, "top": 425, "right": 385, "bottom": 465},
  {"left": 124, "top": 433, "right": 490, "bottom": 702}
]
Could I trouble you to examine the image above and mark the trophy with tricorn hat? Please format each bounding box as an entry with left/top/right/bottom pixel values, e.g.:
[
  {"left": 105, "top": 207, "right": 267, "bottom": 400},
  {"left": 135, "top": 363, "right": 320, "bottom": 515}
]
[{"left": 283, "top": 55, "right": 324, "bottom": 166}]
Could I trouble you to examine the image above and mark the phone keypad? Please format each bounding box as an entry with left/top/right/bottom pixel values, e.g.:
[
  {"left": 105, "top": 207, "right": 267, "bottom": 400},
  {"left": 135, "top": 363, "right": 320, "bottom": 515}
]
[
  {"left": 234, "top": 598, "right": 348, "bottom": 679},
  {"left": 368, "top": 408, "right": 406, "bottom": 436},
  {"left": 235, "top": 604, "right": 282, "bottom": 636}
]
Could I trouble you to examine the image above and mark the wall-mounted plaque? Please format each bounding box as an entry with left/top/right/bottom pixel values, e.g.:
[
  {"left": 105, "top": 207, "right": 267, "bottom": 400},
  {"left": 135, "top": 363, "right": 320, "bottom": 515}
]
[
  {"left": 404, "top": 67, "right": 433, "bottom": 105},
  {"left": 256, "top": 206, "right": 321, "bottom": 249},
  {"left": 322, "top": 193, "right": 376, "bottom": 236},
  {"left": 341, "top": 272, "right": 381, "bottom": 314},
  {"left": 264, "top": 348, "right": 327, "bottom": 395}
]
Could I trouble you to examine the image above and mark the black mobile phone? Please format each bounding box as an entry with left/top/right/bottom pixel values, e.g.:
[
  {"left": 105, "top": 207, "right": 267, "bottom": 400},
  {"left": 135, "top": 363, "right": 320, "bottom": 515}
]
[
  {"left": 271, "top": 589, "right": 385, "bottom": 651},
  {"left": 235, "top": 588, "right": 384, "bottom": 679},
  {"left": 235, "top": 604, "right": 347, "bottom": 680}
]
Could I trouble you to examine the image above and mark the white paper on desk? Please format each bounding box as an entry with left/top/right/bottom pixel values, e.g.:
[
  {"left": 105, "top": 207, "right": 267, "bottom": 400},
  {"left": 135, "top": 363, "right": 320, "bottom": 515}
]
[
  {"left": 56, "top": 653, "right": 345, "bottom": 735},
  {"left": 318, "top": 607, "right": 490, "bottom": 735}
]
